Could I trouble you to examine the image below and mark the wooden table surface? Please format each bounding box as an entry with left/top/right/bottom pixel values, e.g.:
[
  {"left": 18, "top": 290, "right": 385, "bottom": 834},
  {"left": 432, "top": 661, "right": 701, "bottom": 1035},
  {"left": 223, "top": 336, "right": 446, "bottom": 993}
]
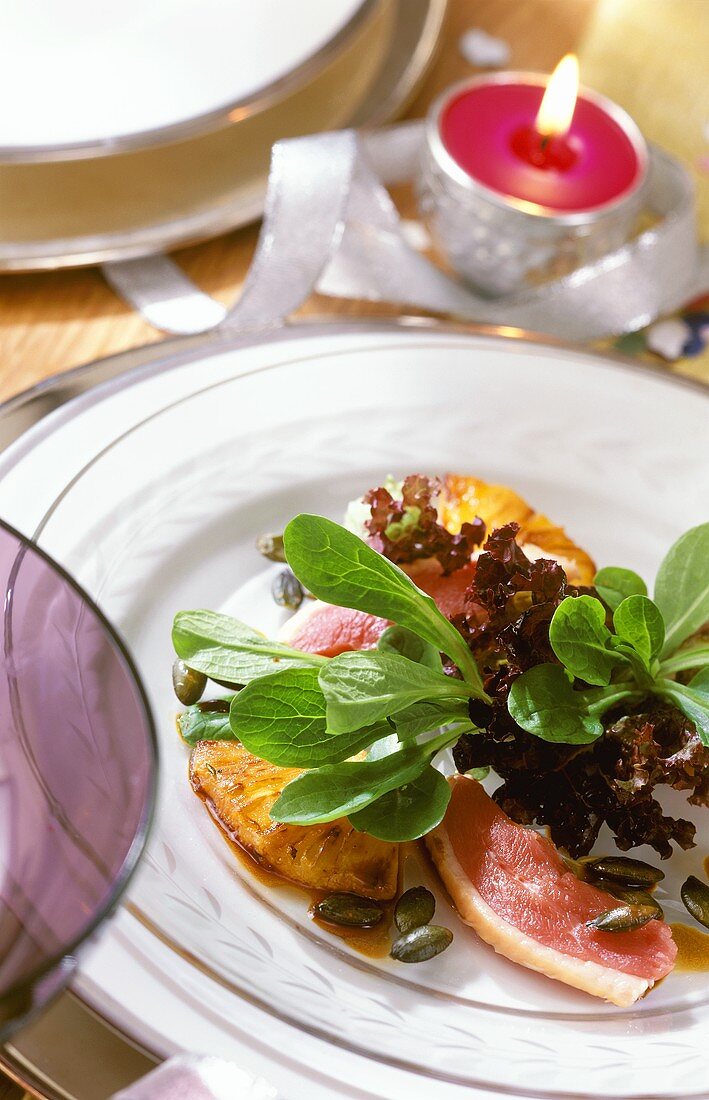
[{"left": 2, "top": 0, "right": 706, "bottom": 1096}]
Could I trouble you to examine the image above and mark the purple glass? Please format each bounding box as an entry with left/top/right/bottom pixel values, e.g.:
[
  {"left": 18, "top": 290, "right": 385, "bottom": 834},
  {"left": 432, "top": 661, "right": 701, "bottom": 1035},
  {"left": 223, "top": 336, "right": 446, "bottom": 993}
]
[{"left": 0, "top": 519, "right": 156, "bottom": 1040}]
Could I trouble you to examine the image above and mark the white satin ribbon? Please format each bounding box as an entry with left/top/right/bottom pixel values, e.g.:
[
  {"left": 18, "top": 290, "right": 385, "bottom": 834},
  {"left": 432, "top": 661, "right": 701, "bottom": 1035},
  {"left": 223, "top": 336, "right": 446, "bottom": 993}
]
[
  {"left": 103, "top": 255, "right": 227, "bottom": 333},
  {"left": 103, "top": 122, "right": 699, "bottom": 341}
]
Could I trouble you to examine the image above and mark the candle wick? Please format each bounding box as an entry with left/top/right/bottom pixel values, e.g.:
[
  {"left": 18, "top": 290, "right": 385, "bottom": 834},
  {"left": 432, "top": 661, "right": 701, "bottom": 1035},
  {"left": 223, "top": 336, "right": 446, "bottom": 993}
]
[{"left": 539, "top": 133, "right": 550, "bottom": 151}]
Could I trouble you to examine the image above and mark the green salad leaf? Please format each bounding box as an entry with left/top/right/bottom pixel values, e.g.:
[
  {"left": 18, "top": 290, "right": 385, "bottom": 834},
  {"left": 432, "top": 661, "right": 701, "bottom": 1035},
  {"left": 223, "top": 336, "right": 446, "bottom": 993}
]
[
  {"left": 689, "top": 667, "right": 709, "bottom": 694},
  {"left": 391, "top": 699, "right": 472, "bottom": 740},
  {"left": 654, "top": 523, "right": 709, "bottom": 655},
  {"left": 594, "top": 566, "right": 647, "bottom": 611},
  {"left": 283, "top": 514, "right": 487, "bottom": 695},
  {"left": 659, "top": 641, "right": 709, "bottom": 676},
  {"left": 270, "top": 736, "right": 450, "bottom": 825},
  {"left": 319, "top": 650, "right": 471, "bottom": 734},
  {"left": 508, "top": 664, "right": 637, "bottom": 744},
  {"left": 348, "top": 766, "right": 451, "bottom": 841},
  {"left": 377, "top": 624, "right": 442, "bottom": 670},
  {"left": 613, "top": 594, "right": 665, "bottom": 667},
  {"left": 173, "top": 609, "right": 325, "bottom": 684},
  {"left": 549, "top": 595, "right": 625, "bottom": 685},
  {"left": 655, "top": 668, "right": 709, "bottom": 746},
  {"left": 231, "top": 666, "right": 385, "bottom": 767},
  {"left": 178, "top": 700, "right": 234, "bottom": 745}
]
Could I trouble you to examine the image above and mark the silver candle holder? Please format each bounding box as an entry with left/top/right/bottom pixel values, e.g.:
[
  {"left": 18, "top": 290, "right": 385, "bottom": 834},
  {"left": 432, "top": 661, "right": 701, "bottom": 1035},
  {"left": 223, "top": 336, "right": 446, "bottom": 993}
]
[{"left": 417, "top": 74, "right": 649, "bottom": 298}]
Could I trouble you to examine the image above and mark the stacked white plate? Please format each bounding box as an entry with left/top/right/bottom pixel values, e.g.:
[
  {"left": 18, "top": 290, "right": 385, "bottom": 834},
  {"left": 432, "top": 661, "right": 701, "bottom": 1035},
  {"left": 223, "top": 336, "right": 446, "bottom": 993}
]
[{"left": 0, "top": 0, "right": 445, "bottom": 272}]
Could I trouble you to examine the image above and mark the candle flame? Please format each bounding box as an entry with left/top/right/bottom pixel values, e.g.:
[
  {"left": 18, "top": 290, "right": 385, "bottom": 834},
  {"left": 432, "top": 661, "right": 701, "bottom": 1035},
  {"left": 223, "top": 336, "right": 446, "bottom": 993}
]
[{"left": 535, "top": 54, "right": 579, "bottom": 138}]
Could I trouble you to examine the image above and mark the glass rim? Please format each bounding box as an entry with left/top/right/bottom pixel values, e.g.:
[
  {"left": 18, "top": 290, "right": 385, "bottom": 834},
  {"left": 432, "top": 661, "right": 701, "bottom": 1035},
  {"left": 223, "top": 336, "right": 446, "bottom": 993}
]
[{"left": 0, "top": 514, "right": 158, "bottom": 1029}]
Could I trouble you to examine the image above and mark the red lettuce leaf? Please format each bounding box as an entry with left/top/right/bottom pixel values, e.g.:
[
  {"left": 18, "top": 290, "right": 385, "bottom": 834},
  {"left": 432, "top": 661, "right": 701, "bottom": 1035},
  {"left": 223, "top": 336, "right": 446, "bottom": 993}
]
[
  {"left": 452, "top": 527, "right": 707, "bottom": 858},
  {"left": 361, "top": 475, "right": 707, "bottom": 856},
  {"left": 365, "top": 474, "right": 485, "bottom": 575}
]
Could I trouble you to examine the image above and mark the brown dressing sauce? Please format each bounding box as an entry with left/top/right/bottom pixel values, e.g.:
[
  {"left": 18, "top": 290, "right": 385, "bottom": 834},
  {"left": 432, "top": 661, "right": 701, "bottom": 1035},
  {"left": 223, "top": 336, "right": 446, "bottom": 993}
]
[
  {"left": 670, "top": 923, "right": 709, "bottom": 972},
  {"left": 197, "top": 786, "right": 305, "bottom": 893},
  {"left": 195, "top": 784, "right": 404, "bottom": 957},
  {"left": 310, "top": 893, "right": 394, "bottom": 958},
  {"left": 662, "top": 858, "right": 709, "bottom": 972},
  {"left": 308, "top": 843, "right": 424, "bottom": 957}
]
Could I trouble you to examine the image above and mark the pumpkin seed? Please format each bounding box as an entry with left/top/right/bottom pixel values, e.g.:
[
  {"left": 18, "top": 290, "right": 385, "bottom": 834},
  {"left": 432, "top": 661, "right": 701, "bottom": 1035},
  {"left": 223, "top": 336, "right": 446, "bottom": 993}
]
[
  {"left": 172, "top": 659, "right": 207, "bottom": 705},
  {"left": 391, "top": 925, "right": 453, "bottom": 963},
  {"left": 211, "top": 678, "right": 243, "bottom": 691},
  {"left": 313, "top": 893, "right": 383, "bottom": 928},
  {"left": 680, "top": 876, "right": 709, "bottom": 929},
  {"left": 586, "top": 904, "right": 657, "bottom": 932},
  {"left": 583, "top": 856, "right": 664, "bottom": 889},
  {"left": 256, "top": 533, "right": 287, "bottom": 563},
  {"left": 272, "top": 569, "right": 304, "bottom": 611},
  {"left": 594, "top": 880, "right": 664, "bottom": 919},
  {"left": 394, "top": 886, "right": 436, "bottom": 935},
  {"left": 195, "top": 699, "right": 231, "bottom": 714}
]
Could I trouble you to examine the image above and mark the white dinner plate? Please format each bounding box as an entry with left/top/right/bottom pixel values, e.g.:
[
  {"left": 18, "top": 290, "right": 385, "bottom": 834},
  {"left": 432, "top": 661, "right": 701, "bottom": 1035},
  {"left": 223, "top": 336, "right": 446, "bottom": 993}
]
[
  {"left": 0, "top": 321, "right": 707, "bottom": 1099},
  {"left": 0, "top": 0, "right": 369, "bottom": 160}
]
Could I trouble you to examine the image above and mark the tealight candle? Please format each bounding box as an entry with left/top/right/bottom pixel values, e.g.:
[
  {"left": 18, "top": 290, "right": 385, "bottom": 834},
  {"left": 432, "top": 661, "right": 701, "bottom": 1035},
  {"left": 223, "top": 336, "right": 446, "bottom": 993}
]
[{"left": 418, "top": 56, "right": 649, "bottom": 296}]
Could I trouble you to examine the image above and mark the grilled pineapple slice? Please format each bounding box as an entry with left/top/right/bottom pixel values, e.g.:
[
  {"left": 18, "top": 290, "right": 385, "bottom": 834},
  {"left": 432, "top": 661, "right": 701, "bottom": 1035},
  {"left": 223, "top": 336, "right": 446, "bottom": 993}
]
[
  {"left": 440, "top": 474, "right": 533, "bottom": 534},
  {"left": 439, "top": 474, "right": 595, "bottom": 586},
  {"left": 516, "top": 512, "right": 596, "bottom": 587},
  {"left": 190, "top": 741, "right": 398, "bottom": 900}
]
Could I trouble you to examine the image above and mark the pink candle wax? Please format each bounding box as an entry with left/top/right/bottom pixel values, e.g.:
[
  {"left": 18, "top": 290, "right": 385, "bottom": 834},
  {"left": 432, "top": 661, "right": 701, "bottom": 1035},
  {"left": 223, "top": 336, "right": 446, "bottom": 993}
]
[{"left": 438, "top": 78, "right": 646, "bottom": 214}]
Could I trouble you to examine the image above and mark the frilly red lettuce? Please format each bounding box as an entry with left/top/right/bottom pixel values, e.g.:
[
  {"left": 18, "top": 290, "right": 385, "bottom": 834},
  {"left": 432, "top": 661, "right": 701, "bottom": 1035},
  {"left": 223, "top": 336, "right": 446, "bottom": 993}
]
[
  {"left": 452, "top": 524, "right": 707, "bottom": 858},
  {"left": 361, "top": 476, "right": 706, "bottom": 857},
  {"left": 365, "top": 474, "right": 485, "bottom": 575}
]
